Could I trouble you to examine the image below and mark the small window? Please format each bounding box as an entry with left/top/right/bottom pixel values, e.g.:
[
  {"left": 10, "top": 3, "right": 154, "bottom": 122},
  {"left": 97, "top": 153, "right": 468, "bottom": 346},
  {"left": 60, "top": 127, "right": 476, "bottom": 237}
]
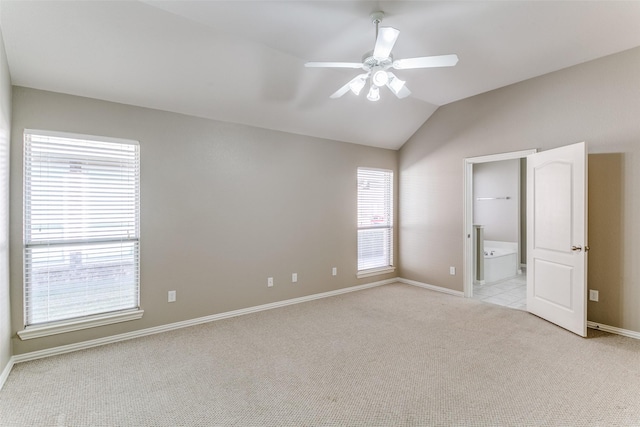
[
  {"left": 357, "top": 168, "right": 394, "bottom": 276},
  {"left": 23, "top": 130, "right": 140, "bottom": 327}
]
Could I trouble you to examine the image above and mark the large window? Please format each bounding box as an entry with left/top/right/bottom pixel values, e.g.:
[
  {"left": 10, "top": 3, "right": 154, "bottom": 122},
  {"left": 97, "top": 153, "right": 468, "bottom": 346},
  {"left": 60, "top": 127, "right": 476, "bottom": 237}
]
[
  {"left": 22, "top": 130, "right": 141, "bottom": 333},
  {"left": 357, "top": 168, "right": 394, "bottom": 276}
]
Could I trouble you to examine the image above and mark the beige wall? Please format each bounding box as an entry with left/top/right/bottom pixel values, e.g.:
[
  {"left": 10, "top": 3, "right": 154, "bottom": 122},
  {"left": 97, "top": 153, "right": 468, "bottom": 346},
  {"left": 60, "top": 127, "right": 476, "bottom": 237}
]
[
  {"left": 0, "top": 10, "right": 12, "bottom": 375},
  {"left": 399, "top": 46, "right": 640, "bottom": 333},
  {"left": 10, "top": 87, "right": 398, "bottom": 355}
]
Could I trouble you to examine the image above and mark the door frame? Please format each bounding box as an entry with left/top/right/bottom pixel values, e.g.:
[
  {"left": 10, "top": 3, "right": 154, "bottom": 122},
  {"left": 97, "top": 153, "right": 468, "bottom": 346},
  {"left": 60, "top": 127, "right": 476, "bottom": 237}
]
[{"left": 463, "top": 149, "right": 537, "bottom": 298}]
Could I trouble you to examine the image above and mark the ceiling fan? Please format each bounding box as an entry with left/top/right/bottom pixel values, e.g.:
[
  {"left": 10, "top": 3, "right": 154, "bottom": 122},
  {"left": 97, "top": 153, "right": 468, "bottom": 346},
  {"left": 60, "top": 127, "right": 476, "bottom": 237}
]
[{"left": 305, "top": 11, "right": 459, "bottom": 101}]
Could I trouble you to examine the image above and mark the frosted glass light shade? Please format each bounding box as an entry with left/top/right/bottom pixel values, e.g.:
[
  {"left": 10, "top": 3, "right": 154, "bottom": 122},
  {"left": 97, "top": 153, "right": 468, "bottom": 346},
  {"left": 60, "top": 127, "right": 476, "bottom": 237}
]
[
  {"left": 367, "top": 86, "right": 380, "bottom": 101},
  {"left": 372, "top": 69, "right": 389, "bottom": 87}
]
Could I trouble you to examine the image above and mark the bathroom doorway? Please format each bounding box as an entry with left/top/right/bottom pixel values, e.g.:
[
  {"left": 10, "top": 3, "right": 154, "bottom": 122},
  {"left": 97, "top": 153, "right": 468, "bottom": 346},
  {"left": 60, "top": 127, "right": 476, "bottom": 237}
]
[
  {"left": 472, "top": 158, "right": 526, "bottom": 309},
  {"left": 463, "top": 149, "right": 536, "bottom": 309}
]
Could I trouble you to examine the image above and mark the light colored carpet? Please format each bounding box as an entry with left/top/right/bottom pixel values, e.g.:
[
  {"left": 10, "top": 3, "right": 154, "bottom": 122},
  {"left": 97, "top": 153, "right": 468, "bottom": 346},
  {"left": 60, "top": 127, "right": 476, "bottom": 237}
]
[{"left": 1, "top": 283, "right": 640, "bottom": 426}]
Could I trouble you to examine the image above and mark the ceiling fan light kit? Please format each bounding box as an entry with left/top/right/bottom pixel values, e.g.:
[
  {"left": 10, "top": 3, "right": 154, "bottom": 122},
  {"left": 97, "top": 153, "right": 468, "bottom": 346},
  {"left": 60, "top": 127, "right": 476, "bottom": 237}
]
[
  {"left": 349, "top": 76, "right": 367, "bottom": 95},
  {"left": 366, "top": 85, "right": 380, "bottom": 102},
  {"left": 387, "top": 74, "right": 406, "bottom": 93},
  {"left": 305, "top": 11, "right": 459, "bottom": 102},
  {"left": 371, "top": 67, "right": 389, "bottom": 87}
]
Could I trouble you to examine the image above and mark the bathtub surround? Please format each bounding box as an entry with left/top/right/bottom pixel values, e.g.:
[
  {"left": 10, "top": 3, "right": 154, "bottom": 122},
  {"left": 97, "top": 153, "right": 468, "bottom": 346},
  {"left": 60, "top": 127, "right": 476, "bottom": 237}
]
[
  {"left": 482, "top": 241, "right": 519, "bottom": 284},
  {"left": 399, "top": 46, "right": 640, "bottom": 335}
]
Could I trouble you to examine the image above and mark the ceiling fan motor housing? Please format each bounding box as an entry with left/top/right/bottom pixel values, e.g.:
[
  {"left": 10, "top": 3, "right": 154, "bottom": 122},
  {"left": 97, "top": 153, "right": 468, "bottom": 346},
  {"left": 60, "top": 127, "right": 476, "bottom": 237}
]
[{"left": 362, "top": 52, "right": 393, "bottom": 68}]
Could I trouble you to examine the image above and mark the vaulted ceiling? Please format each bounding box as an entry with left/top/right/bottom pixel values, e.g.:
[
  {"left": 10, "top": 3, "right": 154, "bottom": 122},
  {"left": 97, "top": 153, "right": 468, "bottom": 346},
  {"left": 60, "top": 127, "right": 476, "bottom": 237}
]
[{"left": 2, "top": 1, "right": 640, "bottom": 149}]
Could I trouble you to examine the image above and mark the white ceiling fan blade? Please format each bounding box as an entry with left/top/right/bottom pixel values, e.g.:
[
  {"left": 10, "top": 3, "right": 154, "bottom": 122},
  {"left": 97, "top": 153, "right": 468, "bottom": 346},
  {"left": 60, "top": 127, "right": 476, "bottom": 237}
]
[
  {"left": 373, "top": 27, "right": 400, "bottom": 60},
  {"left": 393, "top": 54, "right": 459, "bottom": 70},
  {"left": 386, "top": 72, "right": 411, "bottom": 99},
  {"left": 305, "top": 62, "right": 364, "bottom": 69},
  {"left": 330, "top": 82, "right": 352, "bottom": 99},
  {"left": 330, "top": 74, "right": 369, "bottom": 99}
]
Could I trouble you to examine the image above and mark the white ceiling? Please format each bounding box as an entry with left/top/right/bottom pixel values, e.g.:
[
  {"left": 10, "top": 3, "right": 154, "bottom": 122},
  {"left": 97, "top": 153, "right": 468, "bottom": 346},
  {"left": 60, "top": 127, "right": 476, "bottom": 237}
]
[{"left": 2, "top": 1, "right": 640, "bottom": 150}]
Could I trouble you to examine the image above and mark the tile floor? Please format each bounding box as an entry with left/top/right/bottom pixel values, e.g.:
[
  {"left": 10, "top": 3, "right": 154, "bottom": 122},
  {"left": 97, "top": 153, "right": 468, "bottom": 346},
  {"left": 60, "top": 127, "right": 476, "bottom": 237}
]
[{"left": 472, "top": 272, "right": 527, "bottom": 310}]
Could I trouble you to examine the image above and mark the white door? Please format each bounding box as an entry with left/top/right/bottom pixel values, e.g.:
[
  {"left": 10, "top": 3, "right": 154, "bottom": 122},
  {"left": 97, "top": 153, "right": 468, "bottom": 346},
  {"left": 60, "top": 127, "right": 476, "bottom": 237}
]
[{"left": 527, "top": 142, "right": 588, "bottom": 336}]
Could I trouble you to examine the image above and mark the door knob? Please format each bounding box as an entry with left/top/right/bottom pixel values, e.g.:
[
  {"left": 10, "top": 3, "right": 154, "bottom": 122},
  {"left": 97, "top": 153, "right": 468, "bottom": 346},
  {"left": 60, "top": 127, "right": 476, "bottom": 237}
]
[{"left": 571, "top": 245, "right": 582, "bottom": 252}]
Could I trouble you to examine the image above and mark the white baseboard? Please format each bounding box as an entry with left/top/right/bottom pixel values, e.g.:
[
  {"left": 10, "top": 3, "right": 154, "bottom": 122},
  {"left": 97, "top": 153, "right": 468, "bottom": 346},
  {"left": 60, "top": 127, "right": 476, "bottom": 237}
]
[
  {"left": 587, "top": 321, "right": 640, "bottom": 340},
  {"left": 397, "top": 277, "right": 465, "bottom": 297},
  {"left": 4, "top": 280, "right": 636, "bottom": 391},
  {"left": 0, "top": 357, "right": 15, "bottom": 391},
  {"left": 10, "top": 278, "right": 398, "bottom": 366},
  {"left": 398, "top": 279, "right": 640, "bottom": 342}
]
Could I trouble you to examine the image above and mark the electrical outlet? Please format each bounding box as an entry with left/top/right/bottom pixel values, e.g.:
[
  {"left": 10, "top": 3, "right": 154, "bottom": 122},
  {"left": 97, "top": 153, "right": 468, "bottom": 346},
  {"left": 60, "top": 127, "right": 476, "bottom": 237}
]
[
  {"left": 168, "top": 290, "right": 176, "bottom": 303},
  {"left": 589, "top": 289, "right": 599, "bottom": 302},
  {"left": 292, "top": 273, "right": 298, "bottom": 283},
  {"left": 450, "top": 266, "right": 456, "bottom": 275},
  {"left": 332, "top": 267, "right": 337, "bottom": 276},
  {"left": 267, "top": 277, "right": 274, "bottom": 287}
]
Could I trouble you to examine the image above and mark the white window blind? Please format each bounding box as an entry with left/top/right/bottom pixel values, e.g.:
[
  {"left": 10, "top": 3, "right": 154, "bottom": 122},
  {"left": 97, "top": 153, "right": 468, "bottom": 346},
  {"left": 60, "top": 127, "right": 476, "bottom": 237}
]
[
  {"left": 24, "top": 130, "right": 140, "bottom": 326},
  {"left": 357, "top": 168, "right": 393, "bottom": 272}
]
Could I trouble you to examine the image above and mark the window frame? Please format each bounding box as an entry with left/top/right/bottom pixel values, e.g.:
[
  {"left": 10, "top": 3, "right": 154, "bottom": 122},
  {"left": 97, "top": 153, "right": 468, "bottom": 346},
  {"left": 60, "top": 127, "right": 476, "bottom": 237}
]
[
  {"left": 18, "top": 129, "right": 143, "bottom": 340},
  {"left": 356, "top": 167, "right": 395, "bottom": 278}
]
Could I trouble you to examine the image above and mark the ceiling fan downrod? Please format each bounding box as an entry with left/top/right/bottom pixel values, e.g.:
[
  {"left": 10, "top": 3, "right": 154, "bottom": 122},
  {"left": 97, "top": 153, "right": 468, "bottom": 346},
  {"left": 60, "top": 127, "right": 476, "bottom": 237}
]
[{"left": 371, "top": 11, "right": 385, "bottom": 42}]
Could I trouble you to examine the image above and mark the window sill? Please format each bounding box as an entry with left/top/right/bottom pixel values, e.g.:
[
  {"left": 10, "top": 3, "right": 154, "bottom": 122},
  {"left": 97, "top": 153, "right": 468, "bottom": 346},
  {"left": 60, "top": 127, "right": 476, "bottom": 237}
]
[
  {"left": 17, "top": 309, "right": 144, "bottom": 340},
  {"left": 357, "top": 266, "right": 396, "bottom": 279}
]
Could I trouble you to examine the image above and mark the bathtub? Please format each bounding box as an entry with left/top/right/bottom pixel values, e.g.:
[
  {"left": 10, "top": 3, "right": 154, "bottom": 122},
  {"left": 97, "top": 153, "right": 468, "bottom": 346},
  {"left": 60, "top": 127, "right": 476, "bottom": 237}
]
[{"left": 483, "top": 240, "right": 518, "bottom": 284}]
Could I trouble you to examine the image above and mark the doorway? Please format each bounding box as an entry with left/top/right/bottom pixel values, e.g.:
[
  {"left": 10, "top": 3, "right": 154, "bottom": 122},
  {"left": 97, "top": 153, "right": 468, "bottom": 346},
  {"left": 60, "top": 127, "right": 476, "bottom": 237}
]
[
  {"left": 463, "top": 149, "right": 536, "bottom": 303},
  {"left": 472, "top": 158, "right": 526, "bottom": 309},
  {"left": 464, "top": 144, "right": 588, "bottom": 336}
]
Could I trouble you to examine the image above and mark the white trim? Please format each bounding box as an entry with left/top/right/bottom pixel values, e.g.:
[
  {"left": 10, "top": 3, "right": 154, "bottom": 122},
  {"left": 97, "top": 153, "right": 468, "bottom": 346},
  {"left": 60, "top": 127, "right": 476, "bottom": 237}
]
[
  {"left": 465, "top": 149, "right": 538, "bottom": 164},
  {"left": 0, "top": 357, "right": 15, "bottom": 391},
  {"left": 398, "top": 278, "right": 465, "bottom": 297},
  {"left": 357, "top": 166, "right": 394, "bottom": 174},
  {"left": 463, "top": 149, "right": 537, "bottom": 299},
  {"left": 24, "top": 128, "right": 139, "bottom": 146},
  {"left": 11, "top": 279, "right": 397, "bottom": 365},
  {"left": 356, "top": 266, "right": 396, "bottom": 279},
  {"left": 17, "top": 309, "right": 144, "bottom": 340},
  {"left": 587, "top": 321, "right": 640, "bottom": 340}
]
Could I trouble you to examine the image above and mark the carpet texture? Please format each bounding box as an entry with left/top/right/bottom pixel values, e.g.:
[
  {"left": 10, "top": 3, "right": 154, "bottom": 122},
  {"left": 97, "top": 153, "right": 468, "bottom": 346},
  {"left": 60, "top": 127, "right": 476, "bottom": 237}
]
[{"left": 1, "top": 283, "right": 639, "bottom": 426}]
